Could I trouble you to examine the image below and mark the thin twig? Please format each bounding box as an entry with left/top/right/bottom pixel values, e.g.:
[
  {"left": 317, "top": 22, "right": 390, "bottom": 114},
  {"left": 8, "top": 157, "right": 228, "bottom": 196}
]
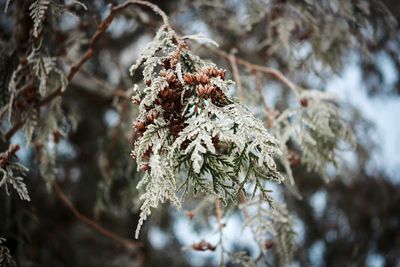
[
  {"left": 253, "top": 71, "right": 269, "bottom": 112},
  {"left": 238, "top": 191, "right": 267, "bottom": 263},
  {"left": 215, "top": 199, "right": 225, "bottom": 267},
  {"left": 52, "top": 177, "right": 141, "bottom": 250},
  {"left": 253, "top": 71, "right": 278, "bottom": 128},
  {"left": 206, "top": 46, "right": 301, "bottom": 97},
  {"left": 78, "top": 67, "right": 129, "bottom": 99},
  {"left": 3, "top": 120, "right": 23, "bottom": 141},
  {"left": 238, "top": 191, "right": 249, "bottom": 218},
  {"left": 215, "top": 198, "right": 223, "bottom": 228},
  {"left": 0, "top": 144, "right": 20, "bottom": 167},
  {"left": 228, "top": 53, "right": 244, "bottom": 101}
]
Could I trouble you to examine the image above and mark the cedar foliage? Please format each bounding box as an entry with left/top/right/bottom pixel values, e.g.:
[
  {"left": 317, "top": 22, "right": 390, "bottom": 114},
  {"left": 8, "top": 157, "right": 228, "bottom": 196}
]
[{"left": 0, "top": 0, "right": 399, "bottom": 266}]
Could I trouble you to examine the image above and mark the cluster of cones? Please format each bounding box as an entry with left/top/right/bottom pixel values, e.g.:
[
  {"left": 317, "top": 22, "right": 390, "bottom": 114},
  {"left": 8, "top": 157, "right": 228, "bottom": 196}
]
[{"left": 132, "top": 48, "right": 230, "bottom": 172}]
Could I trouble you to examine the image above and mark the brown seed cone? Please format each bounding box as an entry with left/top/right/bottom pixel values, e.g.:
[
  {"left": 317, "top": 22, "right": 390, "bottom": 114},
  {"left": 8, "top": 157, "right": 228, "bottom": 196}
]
[
  {"left": 141, "top": 153, "right": 151, "bottom": 162},
  {"left": 265, "top": 240, "right": 274, "bottom": 250},
  {"left": 196, "top": 84, "right": 205, "bottom": 97},
  {"left": 200, "top": 74, "right": 209, "bottom": 84},
  {"left": 288, "top": 150, "right": 301, "bottom": 166},
  {"left": 191, "top": 241, "right": 216, "bottom": 251},
  {"left": 160, "top": 88, "right": 174, "bottom": 99},
  {"left": 180, "top": 139, "right": 190, "bottom": 150},
  {"left": 140, "top": 163, "right": 150, "bottom": 172},
  {"left": 161, "top": 59, "right": 170, "bottom": 69},
  {"left": 202, "top": 67, "right": 211, "bottom": 76},
  {"left": 197, "top": 84, "right": 214, "bottom": 98},
  {"left": 211, "top": 135, "right": 221, "bottom": 149},
  {"left": 166, "top": 71, "right": 176, "bottom": 83},
  {"left": 141, "top": 154, "right": 150, "bottom": 162},
  {"left": 146, "top": 109, "right": 159, "bottom": 122},
  {"left": 211, "top": 68, "right": 219, "bottom": 77},
  {"left": 134, "top": 121, "right": 146, "bottom": 132},
  {"left": 300, "top": 97, "right": 308, "bottom": 107},
  {"left": 195, "top": 73, "right": 202, "bottom": 83},
  {"left": 183, "top": 73, "right": 193, "bottom": 84},
  {"left": 219, "top": 69, "right": 226, "bottom": 80}
]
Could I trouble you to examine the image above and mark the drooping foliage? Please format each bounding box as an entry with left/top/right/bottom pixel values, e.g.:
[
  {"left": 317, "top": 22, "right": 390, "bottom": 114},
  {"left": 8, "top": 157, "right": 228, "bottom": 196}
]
[
  {"left": 0, "top": 0, "right": 398, "bottom": 266},
  {"left": 130, "top": 26, "right": 285, "bottom": 238}
]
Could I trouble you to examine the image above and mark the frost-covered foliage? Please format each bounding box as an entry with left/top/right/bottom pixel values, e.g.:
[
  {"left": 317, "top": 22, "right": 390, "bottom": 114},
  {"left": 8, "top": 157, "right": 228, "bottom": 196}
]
[
  {"left": 0, "top": 237, "right": 16, "bottom": 267},
  {"left": 8, "top": 48, "right": 68, "bottom": 98},
  {"left": 0, "top": 145, "right": 30, "bottom": 201},
  {"left": 0, "top": 0, "right": 369, "bottom": 265},
  {"left": 130, "top": 26, "right": 284, "bottom": 238},
  {"left": 129, "top": 23, "right": 356, "bottom": 265},
  {"left": 127, "top": 16, "right": 357, "bottom": 267},
  {"left": 240, "top": 199, "right": 296, "bottom": 266},
  {"left": 130, "top": 23, "right": 354, "bottom": 251},
  {"left": 29, "top": 0, "right": 51, "bottom": 38},
  {"left": 274, "top": 91, "right": 356, "bottom": 183},
  {"left": 7, "top": 48, "right": 67, "bottom": 145},
  {"left": 191, "top": 0, "right": 396, "bottom": 73},
  {"left": 23, "top": 0, "right": 87, "bottom": 38}
]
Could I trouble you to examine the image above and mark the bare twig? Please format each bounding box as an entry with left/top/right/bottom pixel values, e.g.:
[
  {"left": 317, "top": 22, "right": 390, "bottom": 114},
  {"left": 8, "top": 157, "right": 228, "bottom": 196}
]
[
  {"left": 238, "top": 191, "right": 268, "bottom": 262},
  {"left": 0, "top": 144, "right": 20, "bottom": 167},
  {"left": 78, "top": 67, "right": 129, "bottom": 99},
  {"left": 253, "top": 71, "right": 269, "bottom": 111},
  {"left": 215, "top": 198, "right": 223, "bottom": 228},
  {"left": 238, "top": 191, "right": 250, "bottom": 218},
  {"left": 228, "top": 53, "right": 244, "bottom": 101},
  {"left": 253, "top": 71, "right": 278, "bottom": 127},
  {"left": 215, "top": 198, "right": 226, "bottom": 267},
  {"left": 3, "top": 120, "right": 23, "bottom": 141},
  {"left": 206, "top": 46, "right": 301, "bottom": 97},
  {"left": 52, "top": 177, "right": 141, "bottom": 250}
]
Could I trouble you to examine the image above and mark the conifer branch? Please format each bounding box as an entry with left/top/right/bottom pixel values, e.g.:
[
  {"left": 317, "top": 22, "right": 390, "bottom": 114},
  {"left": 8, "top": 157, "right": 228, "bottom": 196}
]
[
  {"left": 2, "top": 0, "right": 169, "bottom": 141},
  {"left": 0, "top": 144, "right": 30, "bottom": 201}
]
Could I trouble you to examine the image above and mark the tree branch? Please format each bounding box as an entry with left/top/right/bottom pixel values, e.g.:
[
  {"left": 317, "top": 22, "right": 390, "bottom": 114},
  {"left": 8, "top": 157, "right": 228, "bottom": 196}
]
[
  {"left": 253, "top": 70, "right": 278, "bottom": 127},
  {"left": 3, "top": 0, "right": 169, "bottom": 141},
  {"left": 52, "top": 177, "right": 142, "bottom": 251},
  {"left": 228, "top": 53, "right": 244, "bottom": 101},
  {"left": 206, "top": 46, "right": 301, "bottom": 97},
  {"left": 0, "top": 144, "right": 20, "bottom": 167}
]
